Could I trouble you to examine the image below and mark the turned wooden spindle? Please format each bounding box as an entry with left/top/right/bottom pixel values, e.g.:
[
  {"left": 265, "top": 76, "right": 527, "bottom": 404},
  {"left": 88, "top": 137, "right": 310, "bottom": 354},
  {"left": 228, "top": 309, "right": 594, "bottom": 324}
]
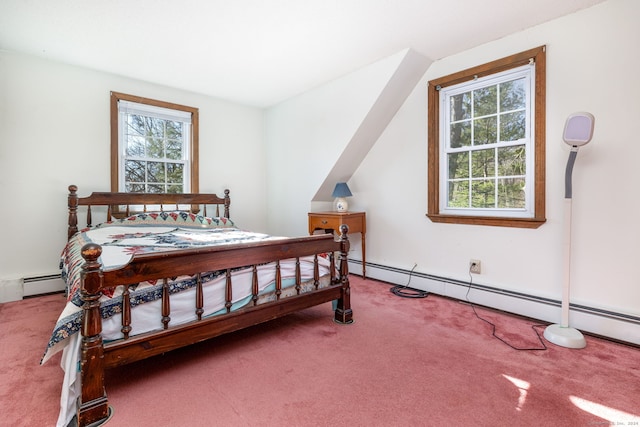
[
  {"left": 295, "top": 257, "right": 301, "bottom": 294},
  {"left": 225, "top": 269, "right": 233, "bottom": 313},
  {"left": 86, "top": 205, "right": 93, "bottom": 228},
  {"left": 121, "top": 286, "right": 132, "bottom": 339},
  {"left": 329, "top": 252, "right": 336, "bottom": 284},
  {"left": 313, "top": 254, "right": 320, "bottom": 290},
  {"left": 251, "top": 266, "right": 259, "bottom": 306},
  {"left": 275, "top": 261, "right": 282, "bottom": 300},
  {"left": 161, "top": 279, "right": 170, "bottom": 329},
  {"left": 195, "top": 273, "right": 204, "bottom": 320}
]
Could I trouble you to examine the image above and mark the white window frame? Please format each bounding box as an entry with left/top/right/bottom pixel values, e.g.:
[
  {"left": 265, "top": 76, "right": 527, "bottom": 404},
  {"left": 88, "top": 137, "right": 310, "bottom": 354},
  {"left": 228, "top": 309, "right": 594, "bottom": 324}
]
[
  {"left": 117, "top": 100, "right": 192, "bottom": 193},
  {"left": 110, "top": 92, "right": 199, "bottom": 198},
  {"left": 438, "top": 64, "right": 535, "bottom": 219}
]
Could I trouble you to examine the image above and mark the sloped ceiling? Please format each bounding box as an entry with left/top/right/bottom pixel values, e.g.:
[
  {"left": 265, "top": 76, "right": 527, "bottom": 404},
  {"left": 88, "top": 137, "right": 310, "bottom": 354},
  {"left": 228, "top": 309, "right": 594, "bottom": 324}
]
[
  {"left": 0, "top": 0, "right": 606, "bottom": 108},
  {"left": 315, "top": 49, "right": 431, "bottom": 201}
]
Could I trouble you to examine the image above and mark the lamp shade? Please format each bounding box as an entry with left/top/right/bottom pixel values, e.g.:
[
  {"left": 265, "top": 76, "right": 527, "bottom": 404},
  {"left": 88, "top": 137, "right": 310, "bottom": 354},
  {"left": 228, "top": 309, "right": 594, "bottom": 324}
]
[{"left": 332, "top": 182, "right": 352, "bottom": 198}]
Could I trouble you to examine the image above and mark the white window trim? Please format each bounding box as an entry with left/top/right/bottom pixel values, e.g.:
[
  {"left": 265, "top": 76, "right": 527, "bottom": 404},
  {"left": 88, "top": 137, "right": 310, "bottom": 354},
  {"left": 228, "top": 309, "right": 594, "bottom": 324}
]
[
  {"left": 117, "top": 100, "right": 192, "bottom": 193},
  {"left": 438, "top": 64, "right": 535, "bottom": 219}
]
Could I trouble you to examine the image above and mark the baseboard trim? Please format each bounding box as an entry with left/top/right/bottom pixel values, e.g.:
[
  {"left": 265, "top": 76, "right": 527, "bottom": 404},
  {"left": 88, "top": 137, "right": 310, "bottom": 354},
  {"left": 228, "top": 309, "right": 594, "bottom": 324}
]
[
  {"left": 348, "top": 259, "right": 640, "bottom": 346},
  {"left": 9, "top": 262, "right": 638, "bottom": 345}
]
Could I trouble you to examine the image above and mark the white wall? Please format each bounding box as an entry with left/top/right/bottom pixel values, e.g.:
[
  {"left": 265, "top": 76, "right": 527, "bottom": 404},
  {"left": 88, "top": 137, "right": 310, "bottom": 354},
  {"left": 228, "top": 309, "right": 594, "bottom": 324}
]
[
  {"left": 264, "top": 49, "right": 416, "bottom": 237},
  {"left": 265, "top": 0, "right": 640, "bottom": 342},
  {"left": 366, "top": 0, "right": 640, "bottom": 312},
  {"left": 0, "top": 51, "right": 266, "bottom": 286}
]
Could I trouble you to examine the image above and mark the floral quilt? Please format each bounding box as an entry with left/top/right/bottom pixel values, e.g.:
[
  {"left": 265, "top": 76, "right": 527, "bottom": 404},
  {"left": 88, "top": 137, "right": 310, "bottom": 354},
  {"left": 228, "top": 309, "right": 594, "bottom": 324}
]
[{"left": 42, "top": 212, "right": 287, "bottom": 363}]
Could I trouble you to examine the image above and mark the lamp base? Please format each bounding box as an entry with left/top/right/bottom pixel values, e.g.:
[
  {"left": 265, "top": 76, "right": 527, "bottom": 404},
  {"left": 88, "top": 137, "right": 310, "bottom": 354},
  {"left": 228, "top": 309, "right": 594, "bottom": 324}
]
[
  {"left": 334, "top": 197, "right": 348, "bottom": 212},
  {"left": 543, "top": 324, "right": 586, "bottom": 349}
]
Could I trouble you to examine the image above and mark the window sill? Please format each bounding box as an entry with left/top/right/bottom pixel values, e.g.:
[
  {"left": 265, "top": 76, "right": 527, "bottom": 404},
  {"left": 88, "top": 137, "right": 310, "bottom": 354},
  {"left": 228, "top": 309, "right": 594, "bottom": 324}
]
[{"left": 426, "top": 213, "right": 546, "bottom": 229}]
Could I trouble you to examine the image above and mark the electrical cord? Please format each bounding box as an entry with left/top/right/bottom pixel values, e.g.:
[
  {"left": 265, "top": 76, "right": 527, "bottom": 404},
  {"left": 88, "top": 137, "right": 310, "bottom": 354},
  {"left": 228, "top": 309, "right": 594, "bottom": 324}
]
[
  {"left": 465, "top": 267, "right": 547, "bottom": 351},
  {"left": 390, "top": 264, "right": 429, "bottom": 298}
]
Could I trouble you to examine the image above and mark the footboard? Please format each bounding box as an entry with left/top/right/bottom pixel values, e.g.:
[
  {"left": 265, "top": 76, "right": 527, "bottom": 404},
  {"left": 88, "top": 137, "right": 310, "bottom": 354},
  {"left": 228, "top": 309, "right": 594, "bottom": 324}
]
[{"left": 76, "top": 227, "right": 352, "bottom": 426}]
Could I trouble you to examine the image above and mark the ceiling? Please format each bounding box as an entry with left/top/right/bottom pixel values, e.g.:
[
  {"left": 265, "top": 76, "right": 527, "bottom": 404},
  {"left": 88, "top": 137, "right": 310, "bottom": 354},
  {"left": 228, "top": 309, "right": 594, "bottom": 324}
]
[{"left": 0, "top": 0, "right": 606, "bottom": 108}]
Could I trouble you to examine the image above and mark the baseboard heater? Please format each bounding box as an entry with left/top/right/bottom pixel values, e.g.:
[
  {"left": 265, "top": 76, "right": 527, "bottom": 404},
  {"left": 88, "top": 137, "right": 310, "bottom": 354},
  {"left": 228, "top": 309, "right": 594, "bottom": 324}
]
[
  {"left": 348, "top": 259, "right": 640, "bottom": 346},
  {"left": 23, "top": 273, "right": 65, "bottom": 297}
]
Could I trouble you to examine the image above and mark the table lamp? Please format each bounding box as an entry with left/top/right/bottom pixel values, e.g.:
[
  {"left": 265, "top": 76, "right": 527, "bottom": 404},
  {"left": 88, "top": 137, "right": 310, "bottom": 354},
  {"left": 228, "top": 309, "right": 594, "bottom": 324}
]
[{"left": 332, "top": 182, "right": 352, "bottom": 212}]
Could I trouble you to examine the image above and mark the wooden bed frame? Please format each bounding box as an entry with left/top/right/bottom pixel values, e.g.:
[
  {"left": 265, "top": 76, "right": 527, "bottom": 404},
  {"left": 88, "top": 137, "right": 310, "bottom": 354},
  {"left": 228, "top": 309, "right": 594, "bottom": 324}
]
[{"left": 66, "top": 185, "right": 353, "bottom": 426}]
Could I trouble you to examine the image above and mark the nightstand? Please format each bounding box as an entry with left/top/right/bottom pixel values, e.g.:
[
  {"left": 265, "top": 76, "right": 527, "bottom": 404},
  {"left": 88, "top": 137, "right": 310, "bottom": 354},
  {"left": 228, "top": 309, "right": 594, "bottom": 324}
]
[{"left": 308, "top": 211, "right": 366, "bottom": 278}]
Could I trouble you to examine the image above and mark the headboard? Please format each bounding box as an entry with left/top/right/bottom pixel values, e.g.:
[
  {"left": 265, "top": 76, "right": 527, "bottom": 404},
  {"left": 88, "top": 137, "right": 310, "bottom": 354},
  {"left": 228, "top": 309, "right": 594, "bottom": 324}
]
[{"left": 67, "top": 185, "right": 231, "bottom": 240}]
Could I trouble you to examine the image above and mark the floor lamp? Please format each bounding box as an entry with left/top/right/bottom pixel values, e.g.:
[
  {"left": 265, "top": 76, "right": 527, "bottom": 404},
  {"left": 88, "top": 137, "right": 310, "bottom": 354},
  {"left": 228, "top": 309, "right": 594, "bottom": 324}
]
[{"left": 544, "top": 112, "right": 595, "bottom": 349}]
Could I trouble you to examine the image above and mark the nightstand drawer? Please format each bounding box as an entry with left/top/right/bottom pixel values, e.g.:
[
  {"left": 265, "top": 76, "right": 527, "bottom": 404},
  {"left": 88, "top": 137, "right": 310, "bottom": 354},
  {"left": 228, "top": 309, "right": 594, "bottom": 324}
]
[{"left": 309, "top": 216, "right": 342, "bottom": 233}]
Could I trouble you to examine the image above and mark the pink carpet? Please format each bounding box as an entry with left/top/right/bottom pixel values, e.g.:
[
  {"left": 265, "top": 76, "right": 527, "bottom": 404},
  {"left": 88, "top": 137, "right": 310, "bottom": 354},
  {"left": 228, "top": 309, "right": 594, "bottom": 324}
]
[{"left": 1, "top": 276, "right": 639, "bottom": 426}]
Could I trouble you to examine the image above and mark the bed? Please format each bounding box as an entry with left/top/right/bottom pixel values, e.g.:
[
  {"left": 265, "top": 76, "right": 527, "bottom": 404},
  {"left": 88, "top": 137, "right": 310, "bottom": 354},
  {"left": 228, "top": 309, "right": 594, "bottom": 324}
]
[{"left": 43, "top": 185, "right": 353, "bottom": 427}]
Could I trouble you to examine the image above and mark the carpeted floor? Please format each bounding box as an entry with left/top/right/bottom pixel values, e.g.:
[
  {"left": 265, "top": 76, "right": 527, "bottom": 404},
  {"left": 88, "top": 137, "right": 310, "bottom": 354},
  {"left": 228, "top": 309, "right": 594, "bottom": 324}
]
[{"left": 1, "top": 276, "right": 639, "bottom": 426}]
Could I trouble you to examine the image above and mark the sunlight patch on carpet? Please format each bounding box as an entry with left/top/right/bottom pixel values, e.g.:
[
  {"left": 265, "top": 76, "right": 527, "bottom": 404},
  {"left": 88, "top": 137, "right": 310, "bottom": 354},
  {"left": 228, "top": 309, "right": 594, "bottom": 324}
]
[
  {"left": 570, "top": 396, "right": 640, "bottom": 424},
  {"left": 502, "top": 374, "right": 530, "bottom": 412}
]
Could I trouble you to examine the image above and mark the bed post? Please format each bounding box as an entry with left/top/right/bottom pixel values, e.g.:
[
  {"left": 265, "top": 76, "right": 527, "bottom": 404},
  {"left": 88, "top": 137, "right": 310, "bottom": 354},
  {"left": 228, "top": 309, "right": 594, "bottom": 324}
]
[
  {"left": 68, "top": 185, "right": 79, "bottom": 240},
  {"left": 78, "top": 243, "right": 110, "bottom": 426},
  {"left": 223, "top": 189, "right": 231, "bottom": 218},
  {"left": 334, "top": 224, "right": 353, "bottom": 324}
]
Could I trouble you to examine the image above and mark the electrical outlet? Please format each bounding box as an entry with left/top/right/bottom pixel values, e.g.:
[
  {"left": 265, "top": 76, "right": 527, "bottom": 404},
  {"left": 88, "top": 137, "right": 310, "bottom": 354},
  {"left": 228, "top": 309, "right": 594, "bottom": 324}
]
[{"left": 469, "top": 259, "right": 481, "bottom": 274}]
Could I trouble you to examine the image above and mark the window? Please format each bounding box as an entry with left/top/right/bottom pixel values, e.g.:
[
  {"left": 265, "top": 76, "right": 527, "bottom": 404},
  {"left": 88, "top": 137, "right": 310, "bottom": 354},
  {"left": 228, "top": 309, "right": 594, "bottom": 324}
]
[
  {"left": 110, "top": 92, "right": 199, "bottom": 194},
  {"left": 427, "top": 46, "right": 546, "bottom": 228}
]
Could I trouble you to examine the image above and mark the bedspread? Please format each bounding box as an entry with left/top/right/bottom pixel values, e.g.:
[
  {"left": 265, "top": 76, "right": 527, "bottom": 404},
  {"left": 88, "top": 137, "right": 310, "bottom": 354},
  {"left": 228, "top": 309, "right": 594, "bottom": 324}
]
[
  {"left": 42, "top": 212, "right": 331, "bottom": 364},
  {"left": 46, "top": 212, "right": 335, "bottom": 427}
]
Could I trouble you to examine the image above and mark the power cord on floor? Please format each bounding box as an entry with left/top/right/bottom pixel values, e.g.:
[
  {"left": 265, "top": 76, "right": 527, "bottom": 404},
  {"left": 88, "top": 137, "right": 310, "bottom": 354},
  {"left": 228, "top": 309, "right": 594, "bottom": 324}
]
[
  {"left": 465, "top": 268, "right": 547, "bottom": 351},
  {"left": 390, "top": 264, "right": 429, "bottom": 298}
]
